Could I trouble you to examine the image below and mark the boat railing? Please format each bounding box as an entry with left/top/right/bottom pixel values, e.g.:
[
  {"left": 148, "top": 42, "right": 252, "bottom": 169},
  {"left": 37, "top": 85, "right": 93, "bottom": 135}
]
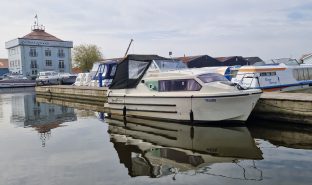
[{"left": 236, "top": 73, "right": 259, "bottom": 89}]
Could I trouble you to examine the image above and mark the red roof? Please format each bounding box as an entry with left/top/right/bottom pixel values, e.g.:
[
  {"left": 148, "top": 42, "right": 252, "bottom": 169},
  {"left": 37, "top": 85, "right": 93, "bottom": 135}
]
[
  {"left": 0, "top": 58, "right": 8, "bottom": 68},
  {"left": 22, "top": 29, "right": 62, "bottom": 41}
]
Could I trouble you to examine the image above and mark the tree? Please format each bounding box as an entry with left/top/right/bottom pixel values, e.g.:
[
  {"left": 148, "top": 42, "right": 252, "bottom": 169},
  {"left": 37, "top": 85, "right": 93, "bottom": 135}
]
[{"left": 73, "top": 44, "right": 103, "bottom": 72}]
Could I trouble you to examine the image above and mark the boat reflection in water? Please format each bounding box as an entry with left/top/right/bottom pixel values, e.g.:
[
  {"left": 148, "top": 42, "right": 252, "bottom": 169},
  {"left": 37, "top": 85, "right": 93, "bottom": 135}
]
[
  {"left": 10, "top": 94, "right": 77, "bottom": 147},
  {"left": 106, "top": 115, "right": 263, "bottom": 180},
  {"left": 248, "top": 120, "right": 312, "bottom": 150}
]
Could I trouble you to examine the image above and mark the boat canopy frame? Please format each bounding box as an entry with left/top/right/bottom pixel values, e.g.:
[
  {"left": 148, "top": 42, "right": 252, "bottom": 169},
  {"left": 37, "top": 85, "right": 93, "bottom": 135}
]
[{"left": 109, "top": 54, "right": 168, "bottom": 89}]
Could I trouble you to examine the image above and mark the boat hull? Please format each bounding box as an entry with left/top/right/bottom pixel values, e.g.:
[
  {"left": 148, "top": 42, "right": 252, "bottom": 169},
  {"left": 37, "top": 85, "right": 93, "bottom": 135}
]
[{"left": 105, "top": 92, "right": 261, "bottom": 123}]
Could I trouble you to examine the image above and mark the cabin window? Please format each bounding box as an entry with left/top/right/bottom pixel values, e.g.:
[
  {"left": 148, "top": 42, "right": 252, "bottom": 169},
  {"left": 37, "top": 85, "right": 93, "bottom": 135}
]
[
  {"left": 293, "top": 69, "right": 299, "bottom": 81},
  {"left": 309, "top": 69, "right": 312, "bottom": 79},
  {"left": 197, "top": 73, "right": 228, "bottom": 83},
  {"left": 260, "top": 72, "right": 276, "bottom": 76},
  {"left": 159, "top": 79, "right": 201, "bottom": 92},
  {"left": 145, "top": 81, "right": 159, "bottom": 91},
  {"left": 154, "top": 60, "right": 187, "bottom": 71},
  {"left": 293, "top": 68, "right": 312, "bottom": 81},
  {"left": 303, "top": 68, "right": 309, "bottom": 80},
  {"left": 298, "top": 69, "right": 305, "bottom": 81},
  {"left": 128, "top": 60, "right": 149, "bottom": 79},
  {"left": 102, "top": 65, "right": 108, "bottom": 77},
  {"left": 110, "top": 65, "right": 117, "bottom": 77},
  {"left": 230, "top": 70, "right": 238, "bottom": 78}
]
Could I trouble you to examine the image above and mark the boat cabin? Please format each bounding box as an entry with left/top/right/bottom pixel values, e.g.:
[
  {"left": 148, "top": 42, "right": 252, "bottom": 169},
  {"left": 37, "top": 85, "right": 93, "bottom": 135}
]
[
  {"left": 109, "top": 54, "right": 231, "bottom": 92},
  {"left": 232, "top": 64, "right": 312, "bottom": 91}
]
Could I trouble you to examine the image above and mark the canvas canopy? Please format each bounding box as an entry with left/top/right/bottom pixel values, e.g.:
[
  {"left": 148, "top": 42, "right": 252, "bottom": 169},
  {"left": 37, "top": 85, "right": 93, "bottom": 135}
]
[{"left": 109, "top": 54, "right": 167, "bottom": 89}]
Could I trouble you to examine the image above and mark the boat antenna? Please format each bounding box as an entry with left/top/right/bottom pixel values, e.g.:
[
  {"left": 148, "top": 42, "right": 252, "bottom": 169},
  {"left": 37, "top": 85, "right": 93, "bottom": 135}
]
[{"left": 124, "top": 39, "right": 133, "bottom": 57}]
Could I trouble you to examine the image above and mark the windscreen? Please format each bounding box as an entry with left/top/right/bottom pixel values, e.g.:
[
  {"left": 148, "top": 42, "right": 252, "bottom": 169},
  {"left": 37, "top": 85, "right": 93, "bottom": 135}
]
[
  {"left": 198, "top": 73, "right": 229, "bottom": 83},
  {"left": 154, "top": 60, "right": 187, "bottom": 71}
]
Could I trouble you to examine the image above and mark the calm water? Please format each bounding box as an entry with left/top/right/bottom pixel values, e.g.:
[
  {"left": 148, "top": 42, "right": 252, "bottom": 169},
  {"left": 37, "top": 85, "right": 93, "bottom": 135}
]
[{"left": 0, "top": 89, "right": 312, "bottom": 185}]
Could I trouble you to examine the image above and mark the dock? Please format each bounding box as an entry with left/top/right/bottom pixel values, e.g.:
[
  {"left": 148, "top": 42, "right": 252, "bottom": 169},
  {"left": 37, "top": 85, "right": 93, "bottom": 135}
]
[
  {"left": 35, "top": 85, "right": 107, "bottom": 105},
  {"left": 35, "top": 86, "right": 312, "bottom": 125},
  {"left": 252, "top": 92, "right": 312, "bottom": 125}
]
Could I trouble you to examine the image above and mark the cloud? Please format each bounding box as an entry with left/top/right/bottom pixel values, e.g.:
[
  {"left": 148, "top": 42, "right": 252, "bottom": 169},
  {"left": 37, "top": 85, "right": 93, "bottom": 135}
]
[{"left": 0, "top": 0, "right": 312, "bottom": 60}]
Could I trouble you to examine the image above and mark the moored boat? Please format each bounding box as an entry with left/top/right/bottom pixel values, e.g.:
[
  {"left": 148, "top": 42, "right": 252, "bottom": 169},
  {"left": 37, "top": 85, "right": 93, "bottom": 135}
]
[
  {"left": 0, "top": 75, "right": 36, "bottom": 88},
  {"left": 231, "top": 64, "right": 312, "bottom": 92},
  {"left": 105, "top": 55, "right": 262, "bottom": 123}
]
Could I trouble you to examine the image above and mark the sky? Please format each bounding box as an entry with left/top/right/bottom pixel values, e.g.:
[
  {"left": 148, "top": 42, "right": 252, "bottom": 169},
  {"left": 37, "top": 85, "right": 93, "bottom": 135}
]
[{"left": 0, "top": 0, "right": 312, "bottom": 61}]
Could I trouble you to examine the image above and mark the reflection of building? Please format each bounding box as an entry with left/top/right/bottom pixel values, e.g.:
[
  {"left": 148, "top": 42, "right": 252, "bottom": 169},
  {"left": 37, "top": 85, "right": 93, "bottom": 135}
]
[
  {"left": 10, "top": 93, "right": 77, "bottom": 146},
  {"left": 11, "top": 94, "right": 76, "bottom": 127},
  {"left": 107, "top": 116, "right": 263, "bottom": 179},
  {"left": 11, "top": 94, "right": 26, "bottom": 127},
  {"left": 5, "top": 17, "right": 73, "bottom": 77}
]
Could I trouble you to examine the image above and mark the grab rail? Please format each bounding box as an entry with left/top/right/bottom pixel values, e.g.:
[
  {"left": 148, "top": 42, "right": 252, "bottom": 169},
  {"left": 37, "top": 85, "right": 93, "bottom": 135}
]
[{"left": 237, "top": 73, "right": 258, "bottom": 89}]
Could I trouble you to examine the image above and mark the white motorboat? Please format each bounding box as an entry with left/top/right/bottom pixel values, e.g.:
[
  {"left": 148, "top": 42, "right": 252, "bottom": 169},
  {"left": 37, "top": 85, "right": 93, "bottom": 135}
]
[
  {"left": 231, "top": 64, "right": 312, "bottom": 92},
  {"left": 105, "top": 55, "right": 262, "bottom": 123}
]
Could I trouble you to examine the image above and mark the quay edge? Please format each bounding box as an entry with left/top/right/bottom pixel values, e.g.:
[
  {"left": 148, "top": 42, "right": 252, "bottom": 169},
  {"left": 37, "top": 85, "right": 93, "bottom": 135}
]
[
  {"left": 252, "top": 92, "right": 312, "bottom": 125},
  {"left": 35, "top": 86, "right": 312, "bottom": 125},
  {"left": 35, "top": 85, "right": 107, "bottom": 105}
]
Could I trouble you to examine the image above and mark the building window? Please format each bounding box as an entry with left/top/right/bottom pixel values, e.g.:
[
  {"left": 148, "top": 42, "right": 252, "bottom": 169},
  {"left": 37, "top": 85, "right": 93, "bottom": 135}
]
[
  {"left": 29, "top": 48, "right": 37, "bottom": 57},
  {"left": 32, "top": 70, "right": 38, "bottom": 75},
  {"left": 45, "top": 49, "right": 51, "bottom": 57},
  {"left": 59, "top": 60, "right": 65, "bottom": 69},
  {"left": 10, "top": 48, "right": 16, "bottom": 56},
  {"left": 58, "top": 49, "right": 65, "bottom": 58},
  {"left": 45, "top": 60, "right": 52, "bottom": 67},
  {"left": 31, "top": 60, "right": 37, "bottom": 68}
]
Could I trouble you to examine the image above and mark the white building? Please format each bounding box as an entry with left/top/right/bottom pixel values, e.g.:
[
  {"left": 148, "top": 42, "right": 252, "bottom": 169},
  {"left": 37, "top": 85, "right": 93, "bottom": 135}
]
[{"left": 5, "top": 24, "right": 73, "bottom": 78}]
